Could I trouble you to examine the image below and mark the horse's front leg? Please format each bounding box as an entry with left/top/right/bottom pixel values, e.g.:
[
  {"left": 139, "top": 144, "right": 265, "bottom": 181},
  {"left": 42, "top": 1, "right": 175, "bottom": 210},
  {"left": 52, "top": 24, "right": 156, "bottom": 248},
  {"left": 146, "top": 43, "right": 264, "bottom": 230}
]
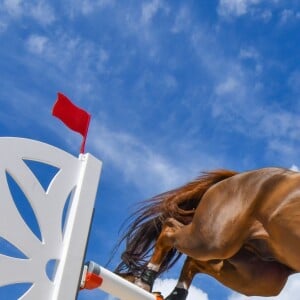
[{"left": 135, "top": 218, "right": 185, "bottom": 291}]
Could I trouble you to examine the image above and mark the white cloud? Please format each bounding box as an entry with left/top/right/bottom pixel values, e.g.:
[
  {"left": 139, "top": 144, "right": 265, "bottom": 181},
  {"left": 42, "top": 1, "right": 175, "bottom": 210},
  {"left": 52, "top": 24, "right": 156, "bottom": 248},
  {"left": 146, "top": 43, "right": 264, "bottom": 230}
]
[
  {"left": 0, "top": 0, "right": 55, "bottom": 29},
  {"left": 218, "top": 0, "right": 261, "bottom": 17},
  {"left": 259, "top": 111, "right": 294, "bottom": 137},
  {"left": 24, "top": 31, "right": 105, "bottom": 97},
  {"left": 268, "top": 139, "right": 296, "bottom": 157},
  {"left": 88, "top": 113, "right": 229, "bottom": 194},
  {"left": 90, "top": 122, "right": 186, "bottom": 193},
  {"left": 141, "top": 0, "right": 163, "bottom": 24},
  {"left": 153, "top": 278, "right": 208, "bottom": 300},
  {"left": 215, "top": 77, "right": 239, "bottom": 96},
  {"left": 207, "top": 61, "right": 300, "bottom": 161},
  {"left": 26, "top": 34, "right": 48, "bottom": 55},
  {"left": 239, "top": 47, "right": 260, "bottom": 60},
  {"left": 280, "top": 9, "right": 295, "bottom": 24},
  {"left": 288, "top": 70, "right": 300, "bottom": 94},
  {"left": 189, "top": 21, "right": 300, "bottom": 159},
  {"left": 260, "top": 9, "right": 273, "bottom": 22},
  {"left": 279, "top": 8, "right": 300, "bottom": 24},
  {"left": 0, "top": 21, "right": 8, "bottom": 33},
  {"left": 228, "top": 274, "right": 300, "bottom": 300},
  {"left": 239, "top": 47, "right": 263, "bottom": 75},
  {"left": 101, "top": 278, "right": 208, "bottom": 300},
  {"left": 65, "top": 0, "right": 115, "bottom": 17},
  {"left": 171, "top": 5, "right": 191, "bottom": 33},
  {"left": 290, "top": 165, "right": 299, "bottom": 172},
  {"left": 29, "top": 1, "right": 55, "bottom": 25},
  {"left": 164, "top": 74, "right": 178, "bottom": 89},
  {"left": 96, "top": 48, "right": 110, "bottom": 73},
  {"left": 2, "top": 0, "right": 23, "bottom": 17},
  {"left": 180, "top": 7, "right": 300, "bottom": 166},
  {"left": 218, "top": 0, "right": 300, "bottom": 22}
]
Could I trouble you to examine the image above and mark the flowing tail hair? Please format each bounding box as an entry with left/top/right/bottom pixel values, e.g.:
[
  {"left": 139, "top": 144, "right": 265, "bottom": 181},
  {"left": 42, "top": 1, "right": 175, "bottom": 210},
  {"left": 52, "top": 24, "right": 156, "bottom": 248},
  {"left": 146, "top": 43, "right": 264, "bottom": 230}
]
[{"left": 114, "top": 169, "right": 237, "bottom": 277}]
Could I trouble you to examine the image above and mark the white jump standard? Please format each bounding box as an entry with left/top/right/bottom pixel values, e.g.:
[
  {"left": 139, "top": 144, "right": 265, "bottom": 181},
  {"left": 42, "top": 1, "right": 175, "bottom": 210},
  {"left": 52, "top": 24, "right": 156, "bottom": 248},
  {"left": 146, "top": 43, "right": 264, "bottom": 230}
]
[{"left": 0, "top": 137, "right": 164, "bottom": 299}]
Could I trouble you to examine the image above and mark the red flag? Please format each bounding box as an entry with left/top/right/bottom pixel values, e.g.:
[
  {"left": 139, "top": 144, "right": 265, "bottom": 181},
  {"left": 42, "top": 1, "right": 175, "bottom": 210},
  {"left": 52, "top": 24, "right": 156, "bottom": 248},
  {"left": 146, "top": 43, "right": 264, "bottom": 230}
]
[{"left": 52, "top": 92, "right": 91, "bottom": 153}]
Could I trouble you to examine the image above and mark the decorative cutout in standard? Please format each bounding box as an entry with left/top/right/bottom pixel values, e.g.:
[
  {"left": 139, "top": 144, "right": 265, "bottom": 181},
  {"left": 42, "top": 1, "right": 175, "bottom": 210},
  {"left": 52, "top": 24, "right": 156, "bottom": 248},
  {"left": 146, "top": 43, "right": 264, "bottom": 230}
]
[
  {"left": 0, "top": 237, "right": 27, "bottom": 259},
  {"left": 61, "top": 188, "right": 75, "bottom": 237},
  {"left": 5, "top": 171, "right": 42, "bottom": 242},
  {"left": 23, "top": 160, "right": 60, "bottom": 192},
  {"left": 0, "top": 283, "right": 32, "bottom": 299},
  {"left": 46, "top": 259, "right": 59, "bottom": 282}
]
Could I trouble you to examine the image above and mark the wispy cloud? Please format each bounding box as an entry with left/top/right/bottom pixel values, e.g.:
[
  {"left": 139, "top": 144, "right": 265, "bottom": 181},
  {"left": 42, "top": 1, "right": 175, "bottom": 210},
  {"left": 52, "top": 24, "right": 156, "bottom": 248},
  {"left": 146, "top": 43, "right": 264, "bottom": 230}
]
[
  {"left": 26, "top": 34, "right": 49, "bottom": 55},
  {"left": 7, "top": 0, "right": 300, "bottom": 172},
  {"left": 217, "top": 0, "right": 300, "bottom": 25},
  {"left": 217, "top": 0, "right": 262, "bottom": 18},
  {"left": 239, "top": 47, "right": 260, "bottom": 60},
  {"left": 290, "top": 164, "right": 299, "bottom": 172},
  {"left": 0, "top": 20, "right": 7, "bottom": 33},
  {"left": 141, "top": 0, "right": 161, "bottom": 24},
  {"left": 184, "top": 15, "right": 300, "bottom": 164},
  {"left": 288, "top": 70, "right": 300, "bottom": 95},
  {"left": 28, "top": 1, "right": 55, "bottom": 25},
  {"left": 65, "top": 0, "right": 115, "bottom": 16},
  {"left": 100, "top": 278, "right": 209, "bottom": 300},
  {"left": 279, "top": 9, "right": 295, "bottom": 23},
  {"left": 89, "top": 274, "right": 300, "bottom": 300},
  {"left": 90, "top": 122, "right": 197, "bottom": 194},
  {"left": 141, "top": 0, "right": 170, "bottom": 24},
  {"left": 0, "top": 0, "right": 55, "bottom": 26},
  {"left": 154, "top": 278, "right": 208, "bottom": 300},
  {"left": 2, "top": 0, "right": 23, "bottom": 17},
  {"left": 215, "top": 77, "right": 239, "bottom": 96},
  {"left": 171, "top": 5, "right": 191, "bottom": 33},
  {"left": 2, "top": 1, "right": 300, "bottom": 300}
]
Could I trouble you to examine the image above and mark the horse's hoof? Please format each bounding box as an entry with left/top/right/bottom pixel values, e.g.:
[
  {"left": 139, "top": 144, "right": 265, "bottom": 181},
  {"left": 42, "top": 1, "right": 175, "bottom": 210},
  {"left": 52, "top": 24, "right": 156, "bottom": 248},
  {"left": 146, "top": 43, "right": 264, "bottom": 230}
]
[
  {"left": 134, "top": 278, "right": 152, "bottom": 292},
  {"left": 165, "top": 287, "right": 188, "bottom": 300},
  {"left": 153, "top": 291, "right": 164, "bottom": 300},
  {"left": 134, "top": 268, "right": 158, "bottom": 291}
]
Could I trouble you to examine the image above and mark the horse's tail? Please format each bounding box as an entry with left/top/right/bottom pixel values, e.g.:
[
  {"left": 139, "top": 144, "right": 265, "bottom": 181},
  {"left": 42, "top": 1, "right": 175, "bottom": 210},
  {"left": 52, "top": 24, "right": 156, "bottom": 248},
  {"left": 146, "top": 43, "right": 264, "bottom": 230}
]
[{"left": 114, "top": 169, "right": 237, "bottom": 276}]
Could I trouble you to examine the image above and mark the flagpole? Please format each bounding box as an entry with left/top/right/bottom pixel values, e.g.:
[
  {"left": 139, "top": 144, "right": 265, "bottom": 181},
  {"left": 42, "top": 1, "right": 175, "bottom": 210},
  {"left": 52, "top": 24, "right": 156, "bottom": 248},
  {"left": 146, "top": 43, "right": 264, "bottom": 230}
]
[{"left": 80, "top": 114, "right": 91, "bottom": 154}]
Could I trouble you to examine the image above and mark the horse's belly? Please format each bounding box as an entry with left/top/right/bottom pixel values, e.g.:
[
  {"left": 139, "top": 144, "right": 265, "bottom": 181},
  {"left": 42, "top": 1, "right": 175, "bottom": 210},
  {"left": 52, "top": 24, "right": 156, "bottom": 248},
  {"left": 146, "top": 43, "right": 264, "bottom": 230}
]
[{"left": 265, "top": 197, "right": 300, "bottom": 270}]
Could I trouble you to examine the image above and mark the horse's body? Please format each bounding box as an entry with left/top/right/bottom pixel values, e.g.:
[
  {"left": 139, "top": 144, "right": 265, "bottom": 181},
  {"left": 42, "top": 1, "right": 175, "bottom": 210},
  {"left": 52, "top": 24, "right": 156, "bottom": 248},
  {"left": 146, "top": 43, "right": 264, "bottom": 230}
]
[{"left": 115, "top": 167, "right": 300, "bottom": 299}]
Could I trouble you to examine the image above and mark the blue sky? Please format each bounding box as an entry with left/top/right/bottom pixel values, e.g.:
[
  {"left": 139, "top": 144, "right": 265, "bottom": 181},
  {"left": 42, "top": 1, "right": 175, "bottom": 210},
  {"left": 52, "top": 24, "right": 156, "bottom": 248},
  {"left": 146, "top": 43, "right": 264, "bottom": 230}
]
[{"left": 1, "top": 0, "right": 300, "bottom": 299}]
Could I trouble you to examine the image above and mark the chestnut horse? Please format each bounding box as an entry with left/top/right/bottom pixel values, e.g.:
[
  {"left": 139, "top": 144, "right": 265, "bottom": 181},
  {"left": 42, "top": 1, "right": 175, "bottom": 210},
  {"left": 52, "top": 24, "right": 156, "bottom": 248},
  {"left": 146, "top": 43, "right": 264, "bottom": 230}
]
[{"left": 115, "top": 167, "right": 300, "bottom": 299}]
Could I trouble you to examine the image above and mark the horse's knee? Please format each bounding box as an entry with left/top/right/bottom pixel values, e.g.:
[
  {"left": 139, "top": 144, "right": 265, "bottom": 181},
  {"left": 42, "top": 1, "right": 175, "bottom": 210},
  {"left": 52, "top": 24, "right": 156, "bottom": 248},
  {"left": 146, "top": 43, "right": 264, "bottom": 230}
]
[
  {"left": 164, "top": 218, "right": 185, "bottom": 228},
  {"left": 156, "top": 219, "right": 183, "bottom": 249}
]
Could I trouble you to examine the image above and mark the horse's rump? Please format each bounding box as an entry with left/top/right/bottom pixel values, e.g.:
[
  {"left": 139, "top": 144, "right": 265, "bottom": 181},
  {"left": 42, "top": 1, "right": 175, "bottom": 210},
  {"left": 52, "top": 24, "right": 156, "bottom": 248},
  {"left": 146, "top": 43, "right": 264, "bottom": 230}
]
[{"left": 114, "top": 169, "right": 237, "bottom": 276}]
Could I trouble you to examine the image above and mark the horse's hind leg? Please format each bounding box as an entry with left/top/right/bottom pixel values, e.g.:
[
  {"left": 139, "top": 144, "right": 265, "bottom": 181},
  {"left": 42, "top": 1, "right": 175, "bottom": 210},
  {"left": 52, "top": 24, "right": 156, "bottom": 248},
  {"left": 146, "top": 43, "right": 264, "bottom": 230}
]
[
  {"left": 135, "top": 218, "right": 185, "bottom": 291},
  {"left": 136, "top": 214, "right": 240, "bottom": 292},
  {"left": 165, "top": 257, "right": 199, "bottom": 300}
]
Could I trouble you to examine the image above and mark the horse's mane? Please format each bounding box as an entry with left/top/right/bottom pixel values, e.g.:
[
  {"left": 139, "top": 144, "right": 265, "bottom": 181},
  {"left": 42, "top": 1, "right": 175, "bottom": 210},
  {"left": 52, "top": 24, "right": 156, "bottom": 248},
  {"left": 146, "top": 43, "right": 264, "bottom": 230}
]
[{"left": 114, "top": 169, "right": 237, "bottom": 276}]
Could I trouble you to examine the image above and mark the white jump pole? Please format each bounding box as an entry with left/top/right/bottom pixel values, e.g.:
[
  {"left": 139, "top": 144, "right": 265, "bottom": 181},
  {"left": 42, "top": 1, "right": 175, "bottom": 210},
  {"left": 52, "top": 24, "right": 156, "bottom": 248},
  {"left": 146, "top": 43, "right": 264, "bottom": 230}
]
[{"left": 81, "top": 261, "right": 163, "bottom": 300}]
